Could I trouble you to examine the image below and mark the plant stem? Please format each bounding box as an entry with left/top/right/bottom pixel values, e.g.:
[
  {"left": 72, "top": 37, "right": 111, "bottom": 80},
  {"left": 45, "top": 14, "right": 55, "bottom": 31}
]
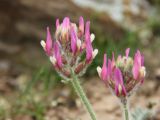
[
  {"left": 70, "top": 69, "right": 97, "bottom": 120},
  {"left": 122, "top": 99, "right": 129, "bottom": 120}
]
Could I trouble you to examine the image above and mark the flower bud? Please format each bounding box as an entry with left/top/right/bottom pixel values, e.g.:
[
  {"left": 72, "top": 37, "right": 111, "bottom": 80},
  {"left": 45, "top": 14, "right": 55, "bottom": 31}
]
[
  {"left": 92, "top": 49, "right": 98, "bottom": 59},
  {"left": 139, "top": 66, "right": 146, "bottom": 79},
  {"left": 40, "top": 40, "right": 46, "bottom": 49},
  {"left": 97, "top": 66, "right": 102, "bottom": 77},
  {"left": 50, "top": 56, "right": 56, "bottom": 65},
  {"left": 90, "top": 33, "right": 95, "bottom": 42}
]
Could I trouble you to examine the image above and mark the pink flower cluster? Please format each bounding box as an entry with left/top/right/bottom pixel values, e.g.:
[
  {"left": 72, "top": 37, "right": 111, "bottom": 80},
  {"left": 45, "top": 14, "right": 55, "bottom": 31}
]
[
  {"left": 41, "top": 17, "right": 98, "bottom": 79},
  {"left": 97, "top": 48, "right": 146, "bottom": 97}
]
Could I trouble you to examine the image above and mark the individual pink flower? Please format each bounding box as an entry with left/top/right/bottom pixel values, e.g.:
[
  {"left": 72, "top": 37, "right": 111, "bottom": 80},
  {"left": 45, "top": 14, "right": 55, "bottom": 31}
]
[
  {"left": 53, "top": 41, "right": 62, "bottom": 68},
  {"left": 97, "top": 48, "right": 146, "bottom": 98},
  {"left": 101, "top": 54, "right": 107, "bottom": 81},
  {"left": 132, "top": 50, "right": 145, "bottom": 83},
  {"left": 62, "top": 17, "right": 70, "bottom": 40},
  {"left": 62, "top": 17, "right": 70, "bottom": 29},
  {"left": 125, "top": 48, "right": 130, "bottom": 58},
  {"left": 85, "top": 21, "right": 95, "bottom": 63},
  {"left": 86, "top": 42, "right": 93, "bottom": 63},
  {"left": 40, "top": 27, "right": 52, "bottom": 56},
  {"left": 41, "top": 16, "right": 98, "bottom": 79},
  {"left": 107, "top": 59, "right": 112, "bottom": 81},
  {"left": 114, "top": 68, "right": 126, "bottom": 96},
  {"left": 56, "top": 19, "right": 60, "bottom": 29},
  {"left": 70, "top": 27, "right": 77, "bottom": 54},
  {"left": 79, "top": 16, "right": 84, "bottom": 35},
  {"left": 85, "top": 21, "right": 91, "bottom": 44}
]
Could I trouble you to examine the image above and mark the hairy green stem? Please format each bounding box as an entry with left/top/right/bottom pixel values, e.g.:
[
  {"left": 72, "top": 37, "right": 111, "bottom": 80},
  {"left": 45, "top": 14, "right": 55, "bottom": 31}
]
[
  {"left": 70, "top": 69, "right": 97, "bottom": 120},
  {"left": 123, "top": 100, "right": 129, "bottom": 120}
]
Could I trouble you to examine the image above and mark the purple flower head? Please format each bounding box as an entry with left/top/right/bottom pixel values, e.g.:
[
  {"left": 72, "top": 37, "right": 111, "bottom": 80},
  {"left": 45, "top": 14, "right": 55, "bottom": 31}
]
[
  {"left": 97, "top": 48, "right": 146, "bottom": 98},
  {"left": 41, "top": 17, "right": 98, "bottom": 79}
]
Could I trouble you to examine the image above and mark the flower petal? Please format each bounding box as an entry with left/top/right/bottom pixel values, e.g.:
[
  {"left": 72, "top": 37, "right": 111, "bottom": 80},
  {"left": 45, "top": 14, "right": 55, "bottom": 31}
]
[
  {"left": 62, "top": 17, "right": 70, "bottom": 28},
  {"left": 70, "top": 27, "right": 77, "bottom": 54},
  {"left": 85, "top": 21, "right": 93, "bottom": 62},
  {"left": 86, "top": 41, "right": 93, "bottom": 62},
  {"left": 132, "top": 50, "right": 142, "bottom": 79},
  {"left": 56, "top": 19, "right": 60, "bottom": 29},
  {"left": 79, "top": 16, "right": 84, "bottom": 34},
  {"left": 85, "top": 21, "right": 91, "bottom": 44},
  {"left": 107, "top": 59, "right": 112, "bottom": 80},
  {"left": 53, "top": 41, "right": 62, "bottom": 68},
  {"left": 45, "top": 27, "right": 52, "bottom": 55},
  {"left": 114, "top": 68, "right": 123, "bottom": 84},
  {"left": 101, "top": 54, "right": 108, "bottom": 81},
  {"left": 125, "top": 48, "right": 130, "bottom": 58},
  {"left": 114, "top": 68, "right": 126, "bottom": 96},
  {"left": 111, "top": 52, "right": 115, "bottom": 69}
]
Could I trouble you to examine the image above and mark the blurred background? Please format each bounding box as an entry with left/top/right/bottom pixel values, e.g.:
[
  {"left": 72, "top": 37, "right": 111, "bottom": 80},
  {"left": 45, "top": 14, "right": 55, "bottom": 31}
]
[{"left": 0, "top": 0, "right": 160, "bottom": 120}]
